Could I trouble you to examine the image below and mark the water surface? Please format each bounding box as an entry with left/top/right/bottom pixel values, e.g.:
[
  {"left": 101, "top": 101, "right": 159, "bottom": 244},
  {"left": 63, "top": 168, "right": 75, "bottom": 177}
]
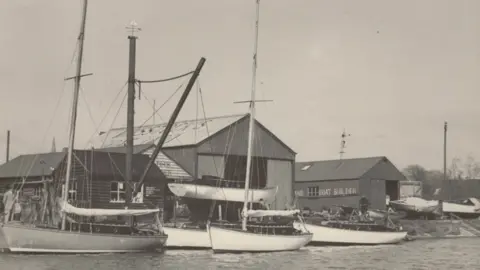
[{"left": 1, "top": 238, "right": 478, "bottom": 270}]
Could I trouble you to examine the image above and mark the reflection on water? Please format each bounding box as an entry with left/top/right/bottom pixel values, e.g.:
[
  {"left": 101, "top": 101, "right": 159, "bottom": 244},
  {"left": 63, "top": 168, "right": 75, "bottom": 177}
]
[{"left": 1, "top": 238, "right": 479, "bottom": 270}]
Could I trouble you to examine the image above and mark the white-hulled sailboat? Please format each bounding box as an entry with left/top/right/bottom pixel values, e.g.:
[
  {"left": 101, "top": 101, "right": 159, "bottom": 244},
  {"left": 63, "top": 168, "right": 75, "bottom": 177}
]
[
  {"left": 0, "top": 0, "right": 168, "bottom": 253},
  {"left": 206, "top": 0, "right": 313, "bottom": 253},
  {"left": 167, "top": 182, "right": 278, "bottom": 203}
]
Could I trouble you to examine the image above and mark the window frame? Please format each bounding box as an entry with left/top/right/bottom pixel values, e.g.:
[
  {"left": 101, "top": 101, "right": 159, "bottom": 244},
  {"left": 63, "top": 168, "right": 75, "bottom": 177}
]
[
  {"left": 307, "top": 186, "right": 320, "bottom": 197},
  {"left": 110, "top": 181, "right": 144, "bottom": 204}
]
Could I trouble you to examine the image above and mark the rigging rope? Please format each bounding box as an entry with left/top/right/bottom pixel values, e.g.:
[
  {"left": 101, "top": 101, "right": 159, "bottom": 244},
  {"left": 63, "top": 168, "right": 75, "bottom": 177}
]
[
  {"left": 135, "top": 71, "right": 194, "bottom": 84},
  {"left": 100, "top": 90, "right": 128, "bottom": 148},
  {"left": 79, "top": 86, "right": 98, "bottom": 130},
  {"left": 83, "top": 82, "right": 127, "bottom": 148},
  {"left": 11, "top": 33, "right": 81, "bottom": 195},
  {"left": 115, "top": 81, "right": 187, "bottom": 147}
]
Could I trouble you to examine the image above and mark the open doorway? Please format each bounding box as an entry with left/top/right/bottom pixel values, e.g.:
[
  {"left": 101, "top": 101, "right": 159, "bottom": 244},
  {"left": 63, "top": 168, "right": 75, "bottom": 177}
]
[{"left": 385, "top": 181, "right": 399, "bottom": 201}]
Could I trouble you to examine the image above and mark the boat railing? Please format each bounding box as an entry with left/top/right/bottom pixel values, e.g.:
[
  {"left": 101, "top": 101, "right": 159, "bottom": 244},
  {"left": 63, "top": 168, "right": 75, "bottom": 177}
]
[
  {"left": 173, "top": 176, "right": 267, "bottom": 189},
  {"left": 210, "top": 222, "right": 293, "bottom": 229}
]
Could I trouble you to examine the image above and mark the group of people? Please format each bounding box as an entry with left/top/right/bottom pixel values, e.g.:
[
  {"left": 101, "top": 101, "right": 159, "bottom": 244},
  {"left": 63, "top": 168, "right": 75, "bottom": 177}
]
[{"left": 2, "top": 184, "right": 21, "bottom": 223}]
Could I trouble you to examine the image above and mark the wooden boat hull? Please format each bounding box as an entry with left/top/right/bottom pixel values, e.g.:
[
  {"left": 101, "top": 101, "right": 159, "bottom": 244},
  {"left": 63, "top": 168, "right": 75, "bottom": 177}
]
[
  {"left": 296, "top": 222, "right": 407, "bottom": 246},
  {"left": 368, "top": 210, "right": 407, "bottom": 220},
  {"left": 389, "top": 201, "right": 439, "bottom": 214},
  {"left": 163, "top": 226, "right": 210, "bottom": 249},
  {"left": 0, "top": 224, "right": 167, "bottom": 253},
  {"left": 443, "top": 202, "right": 480, "bottom": 218},
  {"left": 168, "top": 183, "right": 277, "bottom": 203},
  {"left": 207, "top": 224, "right": 312, "bottom": 253}
]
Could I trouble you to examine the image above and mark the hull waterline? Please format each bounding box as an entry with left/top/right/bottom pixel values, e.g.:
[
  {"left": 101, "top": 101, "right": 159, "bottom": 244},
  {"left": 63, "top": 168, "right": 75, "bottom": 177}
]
[
  {"left": 207, "top": 225, "right": 312, "bottom": 253},
  {"left": 1, "top": 224, "right": 167, "bottom": 253},
  {"left": 163, "top": 226, "right": 211, "bottom": 249},
  {"left": 297, "top": 222, "right": 407, "bottom": 246}
]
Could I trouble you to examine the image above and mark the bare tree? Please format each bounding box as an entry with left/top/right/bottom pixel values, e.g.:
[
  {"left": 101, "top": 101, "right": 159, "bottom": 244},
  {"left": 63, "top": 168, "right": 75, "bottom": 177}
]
[
  {"left": 462, "top": 155, "right": 480, "bottom": 179},
  {"left": 448, "top": 157, "right": 463, "bottom": 180},
  {"left": 402, "top": 164, "right": 428, "bottom": 182}
]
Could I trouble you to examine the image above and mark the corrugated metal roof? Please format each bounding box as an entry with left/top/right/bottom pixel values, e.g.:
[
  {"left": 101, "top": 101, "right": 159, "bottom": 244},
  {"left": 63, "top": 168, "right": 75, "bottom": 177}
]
[
  {"left": 97, "top": 144, "right": 192, "bottom": 180},
  {"left": 295, "top": 156, "right": 386, "bottom": 182},
  {"left": 95, "top": 144, "right": 155, "bottom": 155},
  {"left": 0, "top": 152, "right": 67, "bottom": 179},
  {"left": 92, "top": 114, "right": 246, "bottom": 149}
]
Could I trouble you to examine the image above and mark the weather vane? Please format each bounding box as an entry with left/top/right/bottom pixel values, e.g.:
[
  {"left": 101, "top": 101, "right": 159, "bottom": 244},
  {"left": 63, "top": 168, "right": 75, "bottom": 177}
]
[
  {"left": 339, "top": 128, "right": 351, "bottom": 160},
  {"left": 126, "top": 20, "right": 142, "bottom": 36}
]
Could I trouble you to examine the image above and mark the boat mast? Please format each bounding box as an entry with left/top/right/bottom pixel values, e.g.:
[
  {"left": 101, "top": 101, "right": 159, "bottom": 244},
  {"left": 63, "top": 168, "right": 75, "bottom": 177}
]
[
  {"left": 125, "top": 21, "right": 140, "bottom": 206},
  {"left": 241, "top": 0, "right": 261, "bottom": 231},
  {"left": 61, "top": 0, "right": 88, "bottom": 231}
]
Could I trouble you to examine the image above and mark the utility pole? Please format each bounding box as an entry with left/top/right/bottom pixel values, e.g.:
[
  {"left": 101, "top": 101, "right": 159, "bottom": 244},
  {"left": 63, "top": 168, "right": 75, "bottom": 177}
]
[{"left": 443, "top": 121, "right": 447, "bottom": 182}]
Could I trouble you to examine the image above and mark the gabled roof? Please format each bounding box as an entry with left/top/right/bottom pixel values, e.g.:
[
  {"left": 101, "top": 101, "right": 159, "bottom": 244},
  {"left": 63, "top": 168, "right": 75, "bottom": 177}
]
[
  {"left": 0, "top": 152, "right": 67, "bottom": 179},
  {"left": 92, "top": 114, "right": 246, "bottom": 149},
  {"left": 295, "top": 156, "right": 387, "bottom": 182},
  {"left": 97, "top": 144, "right": 192, "bottom": 179}
]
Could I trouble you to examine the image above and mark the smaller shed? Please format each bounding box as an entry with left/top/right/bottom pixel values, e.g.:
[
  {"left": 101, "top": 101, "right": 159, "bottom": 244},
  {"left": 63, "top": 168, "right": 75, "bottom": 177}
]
[
  {"left": 295, "top": 156, "right": 406, "bottom": 211},
  {"left": 0, "top": 150, "right": 167, "bottom": 210},
  {"left": 0, "top": 152, "right": 66, "bottom": 194}
]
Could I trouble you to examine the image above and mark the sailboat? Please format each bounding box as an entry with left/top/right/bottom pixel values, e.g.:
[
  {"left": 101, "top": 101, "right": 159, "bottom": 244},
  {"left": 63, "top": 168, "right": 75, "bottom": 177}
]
[
  {"left": 0, "top": 0, "right": 168, "bottom": 253},
  {"left": 167, "top": 182, "right": 278, "bottom": 203},
  {"left": 294, "top": 206, "right": 408, "bottom": 246},
  {"left": 206, "top": 0, "right": 313, "bottom": 253}
]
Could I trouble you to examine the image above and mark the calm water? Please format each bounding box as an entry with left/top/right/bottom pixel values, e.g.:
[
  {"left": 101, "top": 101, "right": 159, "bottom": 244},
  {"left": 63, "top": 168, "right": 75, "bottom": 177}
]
[{"left": 1, "top": 238, "right": 479, "bottom": 270}]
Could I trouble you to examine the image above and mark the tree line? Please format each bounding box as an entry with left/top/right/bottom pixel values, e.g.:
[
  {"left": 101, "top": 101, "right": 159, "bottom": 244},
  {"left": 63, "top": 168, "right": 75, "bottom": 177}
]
[{"left": 402, "top": 155, "right": 480, "bottom": 199}]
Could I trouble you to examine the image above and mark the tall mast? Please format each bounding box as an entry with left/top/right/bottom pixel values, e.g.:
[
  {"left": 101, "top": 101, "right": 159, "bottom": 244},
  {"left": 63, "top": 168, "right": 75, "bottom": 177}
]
[
  {"left": 61, "top": 0, "right": 88, "bottom": 231},
  {"left": 241, "top": 0, "right": 261, "bottom": 231},
  {"left": 125, "top": 21, "right": 140, "bottom": 206}
]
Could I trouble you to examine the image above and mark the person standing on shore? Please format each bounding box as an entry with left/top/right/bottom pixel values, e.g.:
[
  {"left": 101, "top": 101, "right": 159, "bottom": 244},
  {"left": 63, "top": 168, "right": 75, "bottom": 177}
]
[{"left": 3, "top": 184, "right": 15, "bottom": 223}]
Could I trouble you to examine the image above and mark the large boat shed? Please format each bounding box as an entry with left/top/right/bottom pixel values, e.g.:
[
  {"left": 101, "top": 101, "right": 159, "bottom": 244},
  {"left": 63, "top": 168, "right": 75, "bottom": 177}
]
[{"left": 94, "top": 113, "right": 297, "bottom": 211}]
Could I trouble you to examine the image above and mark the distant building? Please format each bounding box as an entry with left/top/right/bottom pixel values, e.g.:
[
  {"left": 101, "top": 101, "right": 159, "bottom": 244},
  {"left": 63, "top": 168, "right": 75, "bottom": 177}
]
[
  {"left": 94, "top": 113, "right": 296, "bottom": 216},
  {"left": 295, "top": 156, "right": 406, "bottom": 211},
  {"left": 399, "top": 180, "right": 422, "bottom": 199}
]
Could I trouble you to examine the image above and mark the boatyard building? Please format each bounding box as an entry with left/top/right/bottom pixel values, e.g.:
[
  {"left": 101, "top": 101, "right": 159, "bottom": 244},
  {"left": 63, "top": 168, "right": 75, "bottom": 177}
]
[
  {"left": 94, "top": 113, "right": 297, "bottom": 221},
  {"left": 294, "top": 156, "right": 406, "bottom": 211},
  {"left": 0, "top": 150, "right": 166, "bottom": 223}
]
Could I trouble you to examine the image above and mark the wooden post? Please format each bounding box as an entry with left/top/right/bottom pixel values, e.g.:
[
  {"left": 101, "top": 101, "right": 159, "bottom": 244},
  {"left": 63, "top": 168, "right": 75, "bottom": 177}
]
[{"left": 6, "top": 130, "right": 10, "bottom": 162}]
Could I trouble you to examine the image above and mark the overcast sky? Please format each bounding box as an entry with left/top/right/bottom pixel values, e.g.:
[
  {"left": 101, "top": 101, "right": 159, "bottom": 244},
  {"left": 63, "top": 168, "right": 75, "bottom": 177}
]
[{"left": 0, "top": 0, "right": 479, "bottom": 171}]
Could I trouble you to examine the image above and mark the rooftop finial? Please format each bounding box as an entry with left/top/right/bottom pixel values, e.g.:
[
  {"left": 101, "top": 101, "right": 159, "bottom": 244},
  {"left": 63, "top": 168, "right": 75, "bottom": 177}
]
[
  {"left": 339, "top": 128, "right": 351, "bottom": 160},
  {"left": 126, "top": 20, "right": 142, "bottom": 37}
]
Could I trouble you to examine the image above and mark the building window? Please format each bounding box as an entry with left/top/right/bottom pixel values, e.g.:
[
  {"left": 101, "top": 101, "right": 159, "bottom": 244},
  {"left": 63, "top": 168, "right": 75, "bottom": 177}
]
[
  {"left": 110, "top": 182, "right": 126, "bottom": 202},
  {"left": 110, "top": 182, "right": 144, "bottom": 203},
  {"left": 307, "top": 186, "right": 319, "bottom": 197}
]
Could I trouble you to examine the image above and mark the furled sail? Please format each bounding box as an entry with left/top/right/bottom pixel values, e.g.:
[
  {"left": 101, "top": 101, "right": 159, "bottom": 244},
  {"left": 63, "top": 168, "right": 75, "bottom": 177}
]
[
  {"left": 245, "top": 209, "right": 301, "bottom": 218},
  {"left": 60, "top": 200, "right": 159, "bottom": 217}
]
